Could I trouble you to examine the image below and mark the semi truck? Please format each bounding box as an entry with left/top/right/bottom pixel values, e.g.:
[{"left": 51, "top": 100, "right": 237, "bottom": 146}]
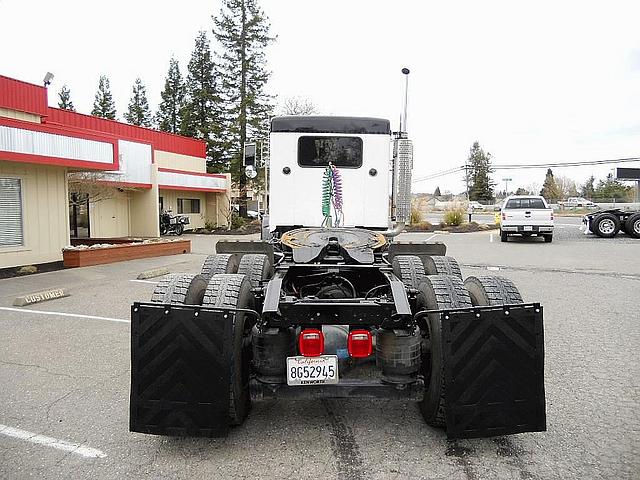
[{"left": 129, "top": 79, "right": 546, "bottom": 440}]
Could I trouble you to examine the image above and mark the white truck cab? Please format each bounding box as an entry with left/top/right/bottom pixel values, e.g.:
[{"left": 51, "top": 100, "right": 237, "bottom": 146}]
[
  {"left": 267, "top": 116, "right": 395, "bottom": 235},
  {"left": 500, "top": 195, "right": 554, "bottom": 242}
]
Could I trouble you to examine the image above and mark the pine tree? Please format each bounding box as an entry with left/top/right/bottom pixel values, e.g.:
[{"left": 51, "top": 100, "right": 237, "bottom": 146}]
[
  {"left": 213, "top": 0, "right": 275, "bottom": 217},
  {"left": 91, "top": 76, "right": 117, "bottom": 120},
  {"left": 434, "top": 186, "right": 441, "bottom": 197},
  {"left": 124, "top": 78, "right": 152, "bottom": 127},
  {"left": 580, "top": 175, "right": 595, "bottom": 199},
  {"left": 539, "top": 168, "right": 562, "bottom": 202},
  {"left": 593, "top": 173, "right": 632, "bottom": 201},
  {"left": 57, "top": 85, "right": 75, "bottom": 111},
  {"left": 465, "top": 142, "right": 495, "bottom": 201},
  {"left": 181, "top": 31, "right": 224, "bottom": 168},
  {"left": 156, "top": 58, "right": 186, "bottom": 133}
]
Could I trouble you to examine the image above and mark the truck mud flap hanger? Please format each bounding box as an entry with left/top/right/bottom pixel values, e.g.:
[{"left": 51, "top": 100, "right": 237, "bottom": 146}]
[{"left": 130, "top": 303, "right": 545, "bottom": 439}]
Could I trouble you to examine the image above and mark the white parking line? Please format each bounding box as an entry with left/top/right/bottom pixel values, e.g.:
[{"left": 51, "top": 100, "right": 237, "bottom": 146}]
[
  {"left": 129, "top": 279, "right": 157, "bottom": 284},
  {"left": 0, "top": 306, "right": 129, "bottom": 324},
  {"left": 424, "top": 233, "right": 438, "bottom": 241},
  {"left": 0, "top": 424, "right": 106, "bottom": 458}
]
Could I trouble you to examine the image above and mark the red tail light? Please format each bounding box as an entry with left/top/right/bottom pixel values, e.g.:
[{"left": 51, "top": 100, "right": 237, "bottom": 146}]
[
  {"left": 299, "top": 329, "right": 324, "bottom": 357},
  {"left": 501, "top": 213, "right": 506, "bottom": 220},
  {"left": 348, "top": 330, "right": 372, "bottom": 358},
  {"left": 550, "top": 212, "right": 554, "bottom": 220}
]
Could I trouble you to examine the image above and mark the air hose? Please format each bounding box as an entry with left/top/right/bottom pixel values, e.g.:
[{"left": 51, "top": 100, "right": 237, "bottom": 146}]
[{"left": 321, "top": 163, "right": 344, "bottom": 227}]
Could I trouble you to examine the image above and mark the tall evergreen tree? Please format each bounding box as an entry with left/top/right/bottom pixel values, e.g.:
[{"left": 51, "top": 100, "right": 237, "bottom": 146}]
[
  {"left": 213, "top": 0, "right": 275, "bottom": 217},
  {"left": 181, "top": 31, "right": 224, "bottom": 168},
  {"left": 91, "top": 75, "right": 117, "bottom": 120},
  {"left": 580, "top": 175, "right": 596, "bottom": 199},
  {"left": 124, "top": 78, "right": 152, "bottom": 127},
  {"left": 156, "top": 58, "right": 186, "bottom": 133},
  {"left": 57, "top": 85, "right": 75, "bottom": 111},
  {"left": 593, "top": 173, "right": 632, "bottom": 200},
  {"left": 539, "top": 168, "right": 562, "bottom": 202},
  {"left": 465, "top": 142, "right": 495, "bottom": 201},
  {"left": 433, "top": 186, "right": 441, "bottom": 197}
]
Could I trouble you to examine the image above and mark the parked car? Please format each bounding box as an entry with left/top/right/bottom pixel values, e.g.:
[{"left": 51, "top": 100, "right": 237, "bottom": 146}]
[
  {"left": 500, "top": 195, "right": 554, "bottom": 242},
  {"left": 468, "top": 201, "right": 486, "bottom": 211},
  {"left": 561, "top": 197, "right": 598, "bottom": 209}
]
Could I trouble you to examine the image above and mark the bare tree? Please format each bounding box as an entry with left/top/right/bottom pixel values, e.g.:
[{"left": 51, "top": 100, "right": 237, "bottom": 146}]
[
  {"left": 279, "top": 96, "right": 319, "bottom": 115},
  {"left": 67, "top": 172, "right": 137, "bottom": 205}
]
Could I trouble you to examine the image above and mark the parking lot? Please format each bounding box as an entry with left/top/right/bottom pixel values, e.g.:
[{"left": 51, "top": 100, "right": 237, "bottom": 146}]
[{"left": 0, "top": 230, "right": 638, "bottom": 480}]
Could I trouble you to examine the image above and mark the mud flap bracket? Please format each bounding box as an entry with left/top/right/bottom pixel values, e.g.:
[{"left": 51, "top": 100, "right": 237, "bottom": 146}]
[
  {"left": 440, "top": 304, "right": 546, "bottom": 439},
  {"left": 130, "top": 302, "right": 234, "bottom": 437}
]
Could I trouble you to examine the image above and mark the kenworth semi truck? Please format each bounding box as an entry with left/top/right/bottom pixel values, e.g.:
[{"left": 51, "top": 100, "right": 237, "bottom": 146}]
[{"left": 129, "top": 114, "right": 546, "bottom": 440}]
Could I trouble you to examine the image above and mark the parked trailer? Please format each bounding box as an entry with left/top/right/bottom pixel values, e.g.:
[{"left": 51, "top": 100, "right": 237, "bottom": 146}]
[
  {"left": 129, "top": 105, "right": 547, "bottom": 440},
  {"left": 582, "top": 209, "right": 640, "bottom": 238}
]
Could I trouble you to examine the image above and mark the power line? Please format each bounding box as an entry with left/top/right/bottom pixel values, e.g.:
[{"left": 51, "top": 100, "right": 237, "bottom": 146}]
[{"left": 412, "top": 157, "right": 640, "bottom": 183}]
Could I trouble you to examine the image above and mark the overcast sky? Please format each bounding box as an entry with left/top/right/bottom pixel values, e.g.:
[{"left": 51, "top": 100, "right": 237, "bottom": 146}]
[{"left": 1, "top": 0, "right": 638, "bottom": 194}]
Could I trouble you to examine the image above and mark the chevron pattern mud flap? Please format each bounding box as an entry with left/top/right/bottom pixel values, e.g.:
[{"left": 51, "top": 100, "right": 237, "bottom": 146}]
[
  {"left": 130, "top": 303, "right": 233, "bottom": 437},
  {"left": 441, "top": 304, "right": 546, "bottom": 439}
]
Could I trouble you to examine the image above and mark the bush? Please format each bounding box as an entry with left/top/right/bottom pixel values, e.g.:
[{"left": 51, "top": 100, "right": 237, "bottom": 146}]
[
  {"left": 410, "top": 206, "right": 422, "bottom": 225},
  {"left": 231, "top": 214, "right": 248, "bottom": 230},
  {"left": 443, "top": 207, "right": 465, "bottom": 226}
]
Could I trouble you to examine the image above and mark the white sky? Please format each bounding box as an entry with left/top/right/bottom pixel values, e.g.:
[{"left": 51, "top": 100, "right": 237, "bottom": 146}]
[{"left": 1, "top": 0, "right": 639, "bottom": 194}]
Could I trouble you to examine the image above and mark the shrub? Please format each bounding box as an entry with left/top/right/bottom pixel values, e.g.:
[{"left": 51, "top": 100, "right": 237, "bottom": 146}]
[
  {"left": 410, "top": 206, "right": 422, "bottom": 225},
  {"left": 443, "top": 207, "right": 465, "bottom": 226},
  {"left": 231, "top": 214, "right": 248, "bottom": 230}
]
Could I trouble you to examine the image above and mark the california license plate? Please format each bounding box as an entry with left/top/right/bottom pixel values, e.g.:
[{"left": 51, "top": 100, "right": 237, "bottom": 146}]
[
  {"left": 286, "top": 355, "right": 339, "bottom": 386},
  {"left": 523, "top": 226, "right": 533, "bottom": 231}
]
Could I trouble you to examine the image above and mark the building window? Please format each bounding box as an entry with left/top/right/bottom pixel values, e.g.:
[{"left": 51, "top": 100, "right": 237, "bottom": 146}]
[
  {"left": 0, "top": 177, "right": 24, "bottom": 247},
  {"left": 159, "top": 196, "right": 164, "bottom": 212},
  {"left": 177, "top": 198, "right": 200, "bottom": 214}
]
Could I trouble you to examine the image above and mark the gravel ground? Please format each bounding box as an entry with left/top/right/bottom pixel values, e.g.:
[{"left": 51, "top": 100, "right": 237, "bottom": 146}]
[{"left": 0, "top": 232, "right": 638, "bottom": 479}]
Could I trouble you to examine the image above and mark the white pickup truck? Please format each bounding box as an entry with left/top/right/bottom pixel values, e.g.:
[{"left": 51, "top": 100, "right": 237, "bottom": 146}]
[{"left": 500, "top": 195, "right": 554, "bottom": 243}]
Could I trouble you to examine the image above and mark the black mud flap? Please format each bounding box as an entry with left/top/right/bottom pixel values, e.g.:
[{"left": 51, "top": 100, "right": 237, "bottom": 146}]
[
  {"left": 441, "top": 304, "right": 546, "bottom": 439},
  {"left": 130, "top": 302, "right": 233, "bottom": 437}
]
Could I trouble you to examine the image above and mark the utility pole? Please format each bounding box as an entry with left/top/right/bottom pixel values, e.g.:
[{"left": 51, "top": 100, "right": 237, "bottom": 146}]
[{"left": 464, "top": 161, "right": 470, "bottom": 200}]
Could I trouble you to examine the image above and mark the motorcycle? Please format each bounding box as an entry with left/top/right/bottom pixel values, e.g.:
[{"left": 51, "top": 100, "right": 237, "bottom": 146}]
[{"left": 159, "top": 209, "right": 189, "bottom": 236}]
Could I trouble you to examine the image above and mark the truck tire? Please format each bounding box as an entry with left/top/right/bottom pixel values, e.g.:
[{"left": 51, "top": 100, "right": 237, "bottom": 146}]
[
  {"left": 624, "top": 212, "right": 640, "bottom": 239},
  {"left": 201, "top": 253, "right": 239, "bottom": 276},
  {"left": 423, "top": 255, "right": 462, "bottom": 278},
  {"left": 392, "top": 255, "right": 427, "bottom": 289},
  {"left": 500, "top": 229, "right": 508, "bottom": 242},
  {"left": 202, "top": 274, "right": 255, "bottom": 426},
  {"left": 464, "top": 276, "right": 523, "bottom": 306},
  {"left": 544, "top": 234, "right": 553, "bottom": 243},
  {"left": 237, "top": 254, "right": 272, "bottom": 288},
  {"left": 592, "top": 213, "right": 620, "bottom": 238},
  {"left": 416, "top": 275, "right": 472, "bottom": 428},
  {"left": 151, "top": 274, "right": 209, "bottom": 305}
]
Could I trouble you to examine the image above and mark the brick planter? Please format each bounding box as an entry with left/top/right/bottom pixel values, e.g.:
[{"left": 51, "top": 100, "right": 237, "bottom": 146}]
[{"left": 63, "top": 240, "right": 191, "bottom": 268}]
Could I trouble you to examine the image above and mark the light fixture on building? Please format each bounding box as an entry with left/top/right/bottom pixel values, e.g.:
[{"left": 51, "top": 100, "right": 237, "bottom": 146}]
[{"left": 43, "top": 72, "right": 54, "bottom": 87}]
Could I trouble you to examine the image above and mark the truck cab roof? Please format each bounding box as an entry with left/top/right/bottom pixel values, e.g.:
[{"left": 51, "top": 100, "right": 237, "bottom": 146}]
[{"left": 271, "top": 116, "right": 391, "bottom": 135}]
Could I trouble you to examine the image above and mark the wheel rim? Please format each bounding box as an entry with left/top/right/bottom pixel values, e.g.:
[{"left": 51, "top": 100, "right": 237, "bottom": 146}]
[
  {"left": 634, "top": 219, "right": 640, "bottom": 235},
  {"left": 599, "top": 218, "right": 615, "bottom": 234}
]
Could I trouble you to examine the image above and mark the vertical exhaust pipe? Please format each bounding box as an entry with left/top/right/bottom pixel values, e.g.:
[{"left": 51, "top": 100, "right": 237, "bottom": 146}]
[{"left": 385, "top": 68, "right": 413, "bottom": 237}]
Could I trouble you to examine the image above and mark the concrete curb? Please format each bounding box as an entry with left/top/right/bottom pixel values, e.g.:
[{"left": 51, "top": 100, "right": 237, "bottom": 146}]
[
  {"left": 137, "top": 268, "right": 170, "bottom": 280},
  {"left": 13, "top": 288, "right": 69, "bottom": 307}
]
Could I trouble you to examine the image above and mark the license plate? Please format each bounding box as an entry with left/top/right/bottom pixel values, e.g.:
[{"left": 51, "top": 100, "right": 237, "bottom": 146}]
[
  {"left": 286, "top": 355, "right": 338, "bottom": 385},
  {"left": 523, "top": 226, "right": 533, "bottom": 231}
]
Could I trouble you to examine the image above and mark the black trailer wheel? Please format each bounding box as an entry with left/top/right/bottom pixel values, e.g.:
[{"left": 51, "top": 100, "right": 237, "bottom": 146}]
[
  {"left": 464, "top": 276, "right": 523, "bottom": 306},
  {"left": 237, "top": 254, "right": 272, "bottom": 288},
  {"left": 543, "top": 234, "right": 553, "bottom": 243},
  {"left": 624, "top": 212, "right": 640, "bottom": 239},
  {"left": 500, "top": 229, "right": 508, "bottom": 242},
  {"left": 423, "top": 255, "right": 462, "bottom": 278},
  {"left": 201, "top": 253, "right": 239, "bottom": 276},
  {"left": 416, "top": 275, "right": 472, "bottom": 428},
  {"left": 592, "top": 213, "right": 620, "bottom": 238},
  {"left": 202, "top": 274, "right": 255, "bottom": 425},
  {"left": 392, "top": 255, "right": 427, "bottom": 289}
]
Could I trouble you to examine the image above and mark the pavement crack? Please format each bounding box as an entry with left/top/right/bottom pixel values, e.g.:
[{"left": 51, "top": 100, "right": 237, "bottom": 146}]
[
  {"left": 0, "top": 360, "right": 77, "bottom": 379},
  {"left": 463, "top": 263, "right": 640, "bottom": 280},
  {"left": 322, "top": 399, "right": 365, "bottom": 480}
]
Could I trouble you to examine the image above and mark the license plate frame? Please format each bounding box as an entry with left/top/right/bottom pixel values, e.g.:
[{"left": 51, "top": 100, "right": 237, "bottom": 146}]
[{"left": 286, "top": 355, "right": 339, "bottom": 386}]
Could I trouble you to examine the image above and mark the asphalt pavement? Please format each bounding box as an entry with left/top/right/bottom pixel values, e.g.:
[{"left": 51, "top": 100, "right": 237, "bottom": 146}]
[{"left": 0, "top": 230, "right": 638, "bottom": 479}]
